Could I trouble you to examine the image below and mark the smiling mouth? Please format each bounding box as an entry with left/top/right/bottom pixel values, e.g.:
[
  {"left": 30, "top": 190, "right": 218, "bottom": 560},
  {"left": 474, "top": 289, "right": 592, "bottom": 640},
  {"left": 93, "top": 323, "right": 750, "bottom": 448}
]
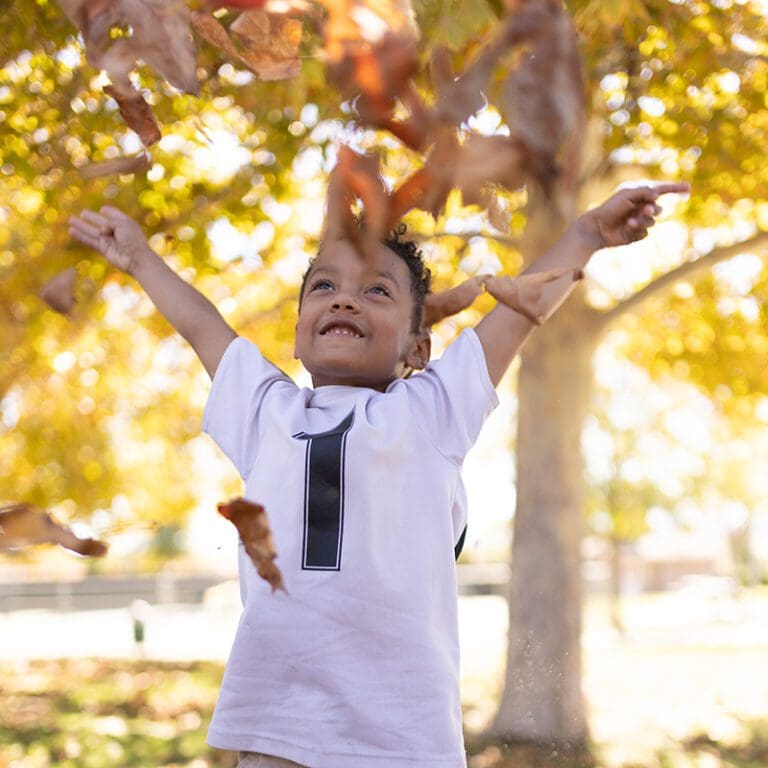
[{"left": 320, "top": 323, "right": 363, "bottom": 338}]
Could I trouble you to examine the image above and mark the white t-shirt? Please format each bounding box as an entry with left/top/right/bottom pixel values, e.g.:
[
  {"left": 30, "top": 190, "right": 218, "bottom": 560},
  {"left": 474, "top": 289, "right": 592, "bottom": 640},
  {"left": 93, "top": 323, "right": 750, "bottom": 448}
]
[{"left": 203, "top": 328, "right": 498, "bottom": 768}]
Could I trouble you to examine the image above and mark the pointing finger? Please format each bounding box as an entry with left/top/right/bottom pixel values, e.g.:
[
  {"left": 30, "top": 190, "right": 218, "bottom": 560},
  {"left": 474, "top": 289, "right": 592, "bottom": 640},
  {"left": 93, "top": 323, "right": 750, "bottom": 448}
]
[{"left": 650, "top": 182, "right": 690, "bottom": 197}]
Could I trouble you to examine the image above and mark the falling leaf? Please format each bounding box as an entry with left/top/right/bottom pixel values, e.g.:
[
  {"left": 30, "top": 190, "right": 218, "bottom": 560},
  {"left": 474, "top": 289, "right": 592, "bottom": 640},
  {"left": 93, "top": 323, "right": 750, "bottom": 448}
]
[
  {"left": 191, "top": 10, "right": 247, "bottom": 61},
  {"left": 40, "top": 268, "right": 77, "bottom": 316},
  {"left": 231, "top": 9, "right": 302, "bottom": 80},
  {"left": 217, "top": 498, "right": 286, "bottom": 593},
  {"left": 484, "top": 191, "right": 509, "bottom": 232},
  {"left": 58, "top": 0, "right": 199, "bottom": 92},
  {"left": 328, "top": 32, "right": 419, "bottom": 127},
  {"left": 80, "top": 151, "right": 151, "bottom": 179},
  {"left": 422, "top": 275, "right": 489, "bottom": 329},
  {"left": 324, "top": 146, "right": 390, "bottom": 259},
  {"left": 0, "top": 503, "right": 108, "bottom": 557},
  {"left": 104, "top": 84, "right": 162, "bottom": 146},
  {"left": 485, "top": 268, "right": 582, "bottom": 325},
  {"left": 452, "top": 134, "right": 527, "bottom": 207},
  {"left": 57, "top": 0, "right": 121, "bottom": 54},
  {"left": 500, "top": 0, "right": 585, "bottom": 192},
  {"left": 119, "top": 0, "right": 199, "bottom": 94},
  {"left": 192, "top": 9, "right": 302, "bottom": 81}
]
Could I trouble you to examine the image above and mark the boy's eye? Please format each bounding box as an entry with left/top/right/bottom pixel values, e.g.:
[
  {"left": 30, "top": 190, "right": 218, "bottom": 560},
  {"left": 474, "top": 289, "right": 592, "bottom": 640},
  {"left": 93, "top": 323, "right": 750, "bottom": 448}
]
[
  {"left": 310, "top": 279, "right": 334, "bottom": 292},
  {"left": 368, "top": 284, "right": 391, "bottom": 297}
]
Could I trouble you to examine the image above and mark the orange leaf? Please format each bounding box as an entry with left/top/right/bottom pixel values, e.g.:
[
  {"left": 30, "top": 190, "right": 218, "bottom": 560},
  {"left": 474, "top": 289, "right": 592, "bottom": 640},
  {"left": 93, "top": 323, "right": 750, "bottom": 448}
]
[
  {"left": 0, "top": 503, "right": 108, "bottom": 557},
  {"left": 104, "top": 84, "right": 162, "bottom": 147},
  {"left": 217, "top": 498, "right": 286, "bottom": 593}
]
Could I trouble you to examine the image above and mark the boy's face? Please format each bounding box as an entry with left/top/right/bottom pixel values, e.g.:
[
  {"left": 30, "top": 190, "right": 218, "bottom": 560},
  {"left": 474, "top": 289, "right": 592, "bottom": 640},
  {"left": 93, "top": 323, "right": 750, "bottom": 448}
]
[{"left": 294, "top": 239, "right": 430, "bottom": 391}]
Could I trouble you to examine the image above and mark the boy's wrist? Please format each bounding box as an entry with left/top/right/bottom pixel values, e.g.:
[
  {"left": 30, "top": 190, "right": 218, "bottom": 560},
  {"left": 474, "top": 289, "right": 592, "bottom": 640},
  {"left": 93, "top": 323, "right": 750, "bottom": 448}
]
[
  {"left": 126, "top": 245, "right": 160, "bottom": 279},
  {"left": 569, "top": 212, "right": 605, "bottom": 254}
]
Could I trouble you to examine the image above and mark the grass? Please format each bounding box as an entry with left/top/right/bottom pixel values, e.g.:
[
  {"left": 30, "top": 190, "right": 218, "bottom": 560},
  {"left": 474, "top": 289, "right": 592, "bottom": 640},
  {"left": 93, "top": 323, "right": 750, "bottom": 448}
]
[
  {"left": 2, "top": 657, "right": 766, "bottom": 768},
  {"left": 0, "top": 659, "right": 235, "bottom": 768},
  {"left": 2, "top": 588, "right": 766, "bottom": 767}
]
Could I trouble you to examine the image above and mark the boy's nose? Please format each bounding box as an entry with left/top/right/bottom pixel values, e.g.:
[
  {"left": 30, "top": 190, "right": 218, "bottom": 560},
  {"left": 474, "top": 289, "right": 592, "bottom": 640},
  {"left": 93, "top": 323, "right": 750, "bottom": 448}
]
[{"left": 331, "top": 294, "right": 359, "bottom": 311}]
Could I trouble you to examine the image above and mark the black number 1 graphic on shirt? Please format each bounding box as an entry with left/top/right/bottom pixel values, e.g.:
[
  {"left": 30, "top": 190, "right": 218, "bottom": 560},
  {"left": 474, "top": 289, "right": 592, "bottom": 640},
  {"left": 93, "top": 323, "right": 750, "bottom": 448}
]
[{"left": 293, "top": 411, "right": 354, "bottom": 570}]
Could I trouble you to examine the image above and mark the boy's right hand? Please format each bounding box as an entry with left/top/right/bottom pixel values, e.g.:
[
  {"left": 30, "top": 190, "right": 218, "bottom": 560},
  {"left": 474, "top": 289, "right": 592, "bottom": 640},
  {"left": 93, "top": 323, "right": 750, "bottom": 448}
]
[{"left": 68, "top": 207, "right": 153, "bottom": 275}]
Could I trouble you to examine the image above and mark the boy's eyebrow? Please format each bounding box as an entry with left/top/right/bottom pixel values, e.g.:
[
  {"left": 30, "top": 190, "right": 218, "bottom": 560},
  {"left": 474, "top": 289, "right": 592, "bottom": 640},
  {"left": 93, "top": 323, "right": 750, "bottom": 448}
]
[
  {"left": 374, "top": 270, "right": 403, "bottom": 289},
  {"left": 308, "top": 265, "right": 404, "bottom": 290}
]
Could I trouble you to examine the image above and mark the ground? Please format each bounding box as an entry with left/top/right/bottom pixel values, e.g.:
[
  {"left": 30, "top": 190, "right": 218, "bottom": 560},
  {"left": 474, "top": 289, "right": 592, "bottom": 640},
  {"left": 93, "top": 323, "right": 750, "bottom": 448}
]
[{"left": 1, "top": 585, "right": 767, "bottom": 767}]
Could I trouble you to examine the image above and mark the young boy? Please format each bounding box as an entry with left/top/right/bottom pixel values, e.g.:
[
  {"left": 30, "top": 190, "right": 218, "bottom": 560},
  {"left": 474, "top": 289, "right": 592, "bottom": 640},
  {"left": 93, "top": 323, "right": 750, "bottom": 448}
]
[{"left": 69, "top": 182, "right": 687, "bottom": 768}]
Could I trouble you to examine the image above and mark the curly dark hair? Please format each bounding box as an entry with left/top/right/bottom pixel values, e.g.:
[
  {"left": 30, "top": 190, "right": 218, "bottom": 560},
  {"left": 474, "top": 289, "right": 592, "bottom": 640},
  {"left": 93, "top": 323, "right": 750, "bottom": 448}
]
[{"left": 299, "top": 224, "right": 432, "bottom": 333}]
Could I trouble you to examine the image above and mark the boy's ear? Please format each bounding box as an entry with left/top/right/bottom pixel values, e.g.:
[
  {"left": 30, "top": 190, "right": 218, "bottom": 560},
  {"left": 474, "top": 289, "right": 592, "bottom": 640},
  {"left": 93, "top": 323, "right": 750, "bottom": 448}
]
[{"left": 405, "top": 333, "right": 431, "bottom": 371}]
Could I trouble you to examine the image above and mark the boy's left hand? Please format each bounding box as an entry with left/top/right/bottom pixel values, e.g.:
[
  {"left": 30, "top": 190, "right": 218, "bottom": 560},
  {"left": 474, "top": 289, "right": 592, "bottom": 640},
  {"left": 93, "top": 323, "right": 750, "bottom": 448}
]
[{"left": 577, "top": 183, "right": 690, "bottom": 249}]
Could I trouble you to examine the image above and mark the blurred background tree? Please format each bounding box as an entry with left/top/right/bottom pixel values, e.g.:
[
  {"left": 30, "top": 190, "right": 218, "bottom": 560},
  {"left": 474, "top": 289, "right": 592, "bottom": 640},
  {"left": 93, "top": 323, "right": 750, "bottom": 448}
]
[{"left": 3, "top": 0, "right": 768, "bottom": 754}]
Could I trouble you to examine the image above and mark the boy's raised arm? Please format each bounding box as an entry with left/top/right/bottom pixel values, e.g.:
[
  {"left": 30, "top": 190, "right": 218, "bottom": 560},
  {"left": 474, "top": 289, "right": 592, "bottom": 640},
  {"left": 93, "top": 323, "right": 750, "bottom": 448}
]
[
  {"left": 474, "top": 183, "right": 690, "bottom": 387},
  {"left": 69, "top": 206, "right": 237, "bottom": 379}
]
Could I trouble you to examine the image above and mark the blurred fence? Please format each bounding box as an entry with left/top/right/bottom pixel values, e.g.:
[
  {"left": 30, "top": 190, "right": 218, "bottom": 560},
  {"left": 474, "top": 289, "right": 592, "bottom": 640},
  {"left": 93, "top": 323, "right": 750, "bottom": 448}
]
[
  {"left": 0, "top": 573, "right": 224, "bottom": 611},
  {"left": 0, "top": 563, "right": 511, "bottom": 611}
]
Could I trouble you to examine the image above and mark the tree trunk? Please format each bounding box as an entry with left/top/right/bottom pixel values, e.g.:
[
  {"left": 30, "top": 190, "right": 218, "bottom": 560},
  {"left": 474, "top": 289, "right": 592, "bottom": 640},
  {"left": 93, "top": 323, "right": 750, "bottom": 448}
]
[{"left": 488, "top": 296, "right": 599, "bottom": 747}]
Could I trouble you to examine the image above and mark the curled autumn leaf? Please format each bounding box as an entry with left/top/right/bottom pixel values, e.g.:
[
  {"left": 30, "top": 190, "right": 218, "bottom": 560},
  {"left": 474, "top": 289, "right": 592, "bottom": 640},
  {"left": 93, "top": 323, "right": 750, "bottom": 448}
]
[
  {"left": 485, "top": 268, "right": 582, "bottom": 325},
  {"left": 0, "top": 503, "right": 108, "bottom": 557},
  {"left": 231, "top": 9, "right": 303, "bottom": 80},
  {"left": 193, "top": 7, "right": 302, "bottom": 80},
  {"left": 104, "top": 84, "right": 162, "bottom": 147},
  {"left": 324, "top": 146, "right": 391, "bottom": 260},
  {"left": 40, "top": 267, "right": 77, "bottom": 316},
  {"left": 217, "top": 498, "right": 286, "bottom": 593}
]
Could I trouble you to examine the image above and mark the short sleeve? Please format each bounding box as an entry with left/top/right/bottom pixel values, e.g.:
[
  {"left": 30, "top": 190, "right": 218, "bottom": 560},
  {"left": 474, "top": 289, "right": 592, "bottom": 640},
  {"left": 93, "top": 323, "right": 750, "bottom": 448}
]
[
  {"left": 401, "top": 328, "right": 499, "bottom": 465},
  {"left": 202, "top": 337, "right": 294, "bottom": 479}
]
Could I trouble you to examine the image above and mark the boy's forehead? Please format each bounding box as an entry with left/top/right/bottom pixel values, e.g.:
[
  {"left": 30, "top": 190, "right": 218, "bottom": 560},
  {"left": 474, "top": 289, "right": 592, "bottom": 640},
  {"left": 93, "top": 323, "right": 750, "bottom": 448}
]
[{"left": 311, "top": 241, "right": 409, "bottom": 285}]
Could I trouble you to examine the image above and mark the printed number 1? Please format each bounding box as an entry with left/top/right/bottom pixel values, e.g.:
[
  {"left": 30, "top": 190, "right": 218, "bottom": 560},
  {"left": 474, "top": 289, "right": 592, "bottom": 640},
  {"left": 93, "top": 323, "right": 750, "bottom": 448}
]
[{"left": 293, "top": 411, "right": 354, "bottom": 571}]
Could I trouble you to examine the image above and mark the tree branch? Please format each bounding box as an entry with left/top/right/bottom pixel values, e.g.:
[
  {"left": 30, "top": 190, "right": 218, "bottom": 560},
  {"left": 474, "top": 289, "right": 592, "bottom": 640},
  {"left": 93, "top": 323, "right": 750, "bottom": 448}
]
[{"left": 596, "top": 230, "right": 768, "bottom": 328}]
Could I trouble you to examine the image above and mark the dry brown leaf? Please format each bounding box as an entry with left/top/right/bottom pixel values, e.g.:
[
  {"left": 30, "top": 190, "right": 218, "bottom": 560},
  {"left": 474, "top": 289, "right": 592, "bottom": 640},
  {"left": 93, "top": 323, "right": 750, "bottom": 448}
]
[
  {"left": 452, "top": 134, "right": 527, "bottom": 207},
  {"left": 324, "top": 146, "right": 390, "bottom": 260},
  {"left": 191, "top": 10, "right": 245, "bottom": 61},
  {"left": 232, "top": 10, "right": 302, "bottom": 80},
  {"left": 422, "top": 275, "right": 489, "bottom": 329},
  {"left": 484, "top": 190, "right": 509, "bottom": 232},
  {"left": 57, "top": 0, "right": 121, "bottom": 54},
  {"left": 59, "top": 0, "right": 198, "bottom": 92},
  {"left": 485, "top": 268, "right": 582, "bottom": 325},
  {"left": 328, "top": 33, "right": 418, "bottom": 125},
  {"left": 217, "top": 498, "right": 286, "bottom": 593},
  {"left": 500, "top": 0, "right": 585, "bottom": 192},
  {"left": 192, "top": 9, "right": 301, "bottom": 80},
  {"left": 387, "top": 166, "right": 435, "bottom": 226},
  {"left": 0, "top": 503, "right": 108, "bottom": 557},
  {"left": 80, "top": 151, "right": 151, "bottom": 179},
  {"left": 104, "top": 84, "right": 162, "bottom": 146},
  {"left": 120, "top": 0, "right": 199, "bottom": 94},
  {"left": 40, "top": 268, "right": 77, "bottom": 316}
]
